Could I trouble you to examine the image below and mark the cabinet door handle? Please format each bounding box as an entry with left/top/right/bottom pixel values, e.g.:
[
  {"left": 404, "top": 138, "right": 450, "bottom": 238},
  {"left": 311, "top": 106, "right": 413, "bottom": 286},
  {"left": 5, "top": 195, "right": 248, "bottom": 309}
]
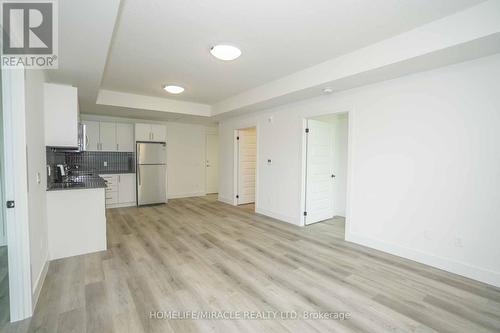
[
  {"left": 116, "top": 143, "right": 119, "bottom": 151},
  {"left": 152, "top": 132, "right": 154, "bottom": 141}
]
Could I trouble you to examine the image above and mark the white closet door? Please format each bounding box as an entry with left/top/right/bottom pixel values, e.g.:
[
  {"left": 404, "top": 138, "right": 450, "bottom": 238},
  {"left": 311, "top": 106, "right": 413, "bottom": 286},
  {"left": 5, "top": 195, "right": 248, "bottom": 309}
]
[
  {"left": 305, "top": 119, "right": 334, "bottom": 224},
  {"left": 237, "top": 128, "right": 256, "bottom": 205}
]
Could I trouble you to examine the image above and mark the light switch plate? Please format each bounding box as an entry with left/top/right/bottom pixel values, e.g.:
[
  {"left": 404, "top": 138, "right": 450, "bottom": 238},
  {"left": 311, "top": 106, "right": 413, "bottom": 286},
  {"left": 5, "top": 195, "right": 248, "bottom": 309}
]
[{"left": 104, "top": 161, "right": 108, "bottom": 167}]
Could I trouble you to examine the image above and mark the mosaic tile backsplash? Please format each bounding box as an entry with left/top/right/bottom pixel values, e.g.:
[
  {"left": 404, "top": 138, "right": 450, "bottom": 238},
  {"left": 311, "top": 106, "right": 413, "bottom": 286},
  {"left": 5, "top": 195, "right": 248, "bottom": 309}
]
[{"left": 46, "top": 148, "right": 135, "bottom": 180}]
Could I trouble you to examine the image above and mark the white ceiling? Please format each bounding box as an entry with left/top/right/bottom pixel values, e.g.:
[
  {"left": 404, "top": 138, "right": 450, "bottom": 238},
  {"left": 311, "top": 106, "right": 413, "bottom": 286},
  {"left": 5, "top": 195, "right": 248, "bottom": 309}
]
[
  {"left": 47, "top": 0, "right": 500, "bottom": 123},
  {"left": 101, "top": 0, "right": 485, "bottom": 104},
  {"left": 47, "top": 0, "right": 120, "bottom": 107}
]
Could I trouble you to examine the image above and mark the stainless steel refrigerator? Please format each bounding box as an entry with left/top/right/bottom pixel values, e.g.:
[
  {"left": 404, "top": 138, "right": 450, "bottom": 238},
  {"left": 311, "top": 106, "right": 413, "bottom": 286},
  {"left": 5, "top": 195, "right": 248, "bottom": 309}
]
[{"left": 136, "top": 142, "right": 167, "bottom": 206}]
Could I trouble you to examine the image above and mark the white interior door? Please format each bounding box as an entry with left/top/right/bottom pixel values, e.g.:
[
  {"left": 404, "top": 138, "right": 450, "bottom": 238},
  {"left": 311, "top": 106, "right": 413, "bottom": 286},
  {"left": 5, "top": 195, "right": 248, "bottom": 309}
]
[
  {"left": 237, "top": 128, "right": 256, "bottom": 205},
  {"left": 206, "top": 133, "right": 219, "bottom": 194},
  {"left": 305, "top": 119, "right": 334, "bottom": 224},
  {"left": 0, "top": 116, "right": 5, "bottom": 247},
  {"left": 2, "top": 66, "right": 33, "bottom": 320}
]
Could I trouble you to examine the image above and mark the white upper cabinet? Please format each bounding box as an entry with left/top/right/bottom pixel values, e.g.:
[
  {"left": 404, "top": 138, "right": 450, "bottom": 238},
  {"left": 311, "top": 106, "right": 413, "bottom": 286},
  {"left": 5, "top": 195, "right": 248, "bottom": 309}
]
[
  {"left": 116, "top": 123, "right": 135, "bottom": 152},
  {"left": 135, "top": 123, "right": 151, "bottom": 142},
  {"left": 151, "top": 124, "right": 167, "bottom": 142},
  {"left": 99, "top": 122, "right": 117, "bottom": 151},
  {"left": 83, "top": 120, "right": 100, "bottom": 151},
  {"left": 135, "top": 123, "right": 166, "bottom": 142},
  {"left": 83, "top": 121, "right": 134, "bottom": 152},
  {"left": 44, "top": 83, "right": 78, "bottom": 147}
]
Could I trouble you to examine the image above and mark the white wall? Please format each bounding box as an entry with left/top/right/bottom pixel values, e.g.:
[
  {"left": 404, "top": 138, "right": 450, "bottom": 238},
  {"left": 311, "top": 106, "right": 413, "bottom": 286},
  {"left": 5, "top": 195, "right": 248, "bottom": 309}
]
[
  {"left": 24, "top": 70, "right": 49, "bottom": 299},
  {"left": 219, "top": 53, "right": 500, "bottom": 287},
  {"left": 166, "top": 122, "right": 207, "bottom": 198},
  {"left": 332, "top": 115, "right": 348, "bottom": 217},
  {"left": 81, "top": 114, "right": 216, "bottom": 199}
]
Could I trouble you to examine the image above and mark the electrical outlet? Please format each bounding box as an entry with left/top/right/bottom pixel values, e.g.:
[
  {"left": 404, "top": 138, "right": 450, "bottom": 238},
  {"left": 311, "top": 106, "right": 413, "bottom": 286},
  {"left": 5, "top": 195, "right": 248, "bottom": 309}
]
[{"left": 104, "top": 161, "right": 108, "bottom": 167}]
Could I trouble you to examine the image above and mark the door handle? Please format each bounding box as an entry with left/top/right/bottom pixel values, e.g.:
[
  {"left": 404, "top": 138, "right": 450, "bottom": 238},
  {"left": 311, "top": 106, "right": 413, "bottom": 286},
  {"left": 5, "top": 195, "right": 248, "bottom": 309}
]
[
  {"left": 138, "top": 167, "right": 141, "bottom": 186},
  {"left": 331, "top": 174, "right": 336, "bottom": 178}
]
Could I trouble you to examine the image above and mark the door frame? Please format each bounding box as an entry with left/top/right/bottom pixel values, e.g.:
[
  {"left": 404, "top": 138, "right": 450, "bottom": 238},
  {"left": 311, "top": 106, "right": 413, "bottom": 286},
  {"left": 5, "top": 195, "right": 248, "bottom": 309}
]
[
  {"left": 300, "top": 110, "right": 354, "bottom": 231},
  {"left": 233, "top": 126, "right": 258, "bottom": 207},
  {"left": 2, "top": 66, "right": 34, "bottom": 321}
]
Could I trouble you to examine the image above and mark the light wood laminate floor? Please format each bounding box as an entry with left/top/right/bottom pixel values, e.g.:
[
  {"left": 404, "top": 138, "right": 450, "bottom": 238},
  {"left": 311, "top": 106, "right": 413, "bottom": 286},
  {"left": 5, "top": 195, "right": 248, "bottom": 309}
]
[{"left": 3, "top": 195, "right": 500, "bottom": 333}]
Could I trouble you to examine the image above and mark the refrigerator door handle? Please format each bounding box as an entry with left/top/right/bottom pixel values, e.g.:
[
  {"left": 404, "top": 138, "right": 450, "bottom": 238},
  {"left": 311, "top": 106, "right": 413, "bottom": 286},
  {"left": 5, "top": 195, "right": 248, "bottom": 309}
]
[{"left": 137, "top": 144, "right": 141, "bottom": 186}]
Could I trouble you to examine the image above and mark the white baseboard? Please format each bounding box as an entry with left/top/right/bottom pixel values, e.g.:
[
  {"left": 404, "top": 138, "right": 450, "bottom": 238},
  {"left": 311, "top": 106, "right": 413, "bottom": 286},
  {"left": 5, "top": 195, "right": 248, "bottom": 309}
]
[
  {"left": 346, "top": 231, "right": 500, "bottom": 288},
  {"left": 332, "top": 210, "right": 346, "bottom": 218},
  {"left": 217, "top": 196, "right": 234, "bottom": 205},
  {"left": 32, "top": 258, "right": 49, "bottom": 309},
  {"left": 168, "top": 192, "right": 206, "bottom": 199},
  {"left": 106, "top": 202, "right": 136, "bottom": 209},
  {"left": 255, "top": 208, "right": 300, "bottom": 226}
]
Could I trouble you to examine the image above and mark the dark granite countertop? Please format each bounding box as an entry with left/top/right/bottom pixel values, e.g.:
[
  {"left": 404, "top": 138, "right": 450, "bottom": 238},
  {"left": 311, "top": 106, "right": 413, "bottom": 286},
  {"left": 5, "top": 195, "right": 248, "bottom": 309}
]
[
  {"left": 47, "top": 174, "right": 107, "bottom": 191},
  {"left": 97, "top": 170, "right": 136, "bottom": 175}
]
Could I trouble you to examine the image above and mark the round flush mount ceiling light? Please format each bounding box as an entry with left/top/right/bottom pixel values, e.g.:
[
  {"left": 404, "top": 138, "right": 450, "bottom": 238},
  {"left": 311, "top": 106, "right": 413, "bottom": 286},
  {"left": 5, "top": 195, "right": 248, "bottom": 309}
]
[
  {"left": 210, "top": 44, "right": 241, "bottom": 61},
  {"left": 163, "top": 85, "right": 185, "bottom": 94},
  {"left": 322, "top": 87, "right": 334, "bottom": 94}
]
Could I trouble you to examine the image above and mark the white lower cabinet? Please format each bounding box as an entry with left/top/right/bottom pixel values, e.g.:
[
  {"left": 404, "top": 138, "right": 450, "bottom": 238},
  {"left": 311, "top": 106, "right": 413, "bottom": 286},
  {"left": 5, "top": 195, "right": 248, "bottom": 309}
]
[
  {"left": 118, "top": 174, "right": 136, "bottom": 203},
  {"left": 100, "top": 173, "right": 136, "bottom": 208},
  {"left": 47, "top": 188, "right": 106, "bottom": 260}
]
